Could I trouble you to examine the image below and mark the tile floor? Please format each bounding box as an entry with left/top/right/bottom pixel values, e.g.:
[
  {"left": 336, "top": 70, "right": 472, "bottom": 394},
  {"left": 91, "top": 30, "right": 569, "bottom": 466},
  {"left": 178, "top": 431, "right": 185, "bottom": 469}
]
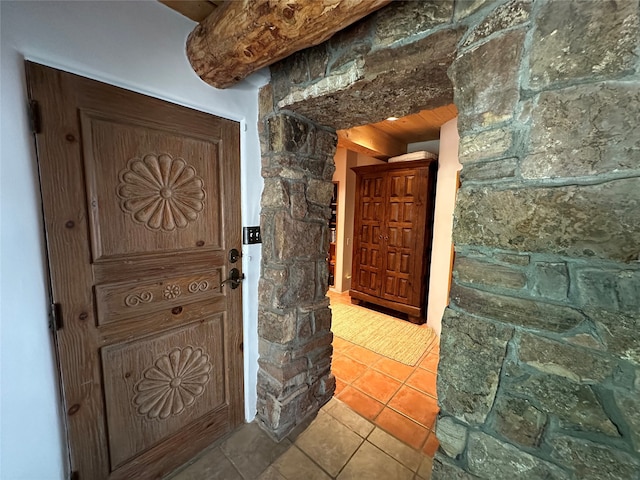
[
  {"left": 166, "top": 397, "right": 433, "bottom": 480},
  {"left": 166, "top": 292, "right": 440, "bottom": 479}
]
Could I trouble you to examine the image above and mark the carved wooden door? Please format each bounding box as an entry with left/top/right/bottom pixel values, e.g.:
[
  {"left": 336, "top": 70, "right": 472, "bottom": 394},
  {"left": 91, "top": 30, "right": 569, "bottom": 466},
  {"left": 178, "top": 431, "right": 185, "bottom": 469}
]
[
  {"left": 350, "top": 161, "right": 435, "bottom": 323},
  {"left": 26, "top": 62, "right": 244, "bottom": 480},
  {"left": 380, "top": 167, "right": 430, "bottom": 307},
  {"left": 352, "top": 172, "right": 386, "bottom": 297}
]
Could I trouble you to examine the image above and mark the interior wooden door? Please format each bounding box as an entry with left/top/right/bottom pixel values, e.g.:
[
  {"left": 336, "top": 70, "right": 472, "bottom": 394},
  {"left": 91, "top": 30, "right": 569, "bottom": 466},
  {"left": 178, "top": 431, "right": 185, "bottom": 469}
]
[
  {"left": 352, "top": 172, "right": 386, "bottom": 297},
  {"left": 26, "top": 62, "right": 244, "bottom": 480},
  {"left": 380, "top": 167, "right": 429, "bottom": 308}
]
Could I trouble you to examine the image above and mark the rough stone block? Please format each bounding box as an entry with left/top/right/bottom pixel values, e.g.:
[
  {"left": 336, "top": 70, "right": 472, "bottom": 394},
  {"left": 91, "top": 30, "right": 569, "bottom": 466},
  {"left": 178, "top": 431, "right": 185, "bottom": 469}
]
[
  {"left": 450, "top": 30, "right": 525, "bottom": 132},
  {"left": 524, "top": 83, "right": 640, "bottom": 179},
  {"left": 450, "top": 283, "right": 584, "bottom": 333},
  {"left": 306, "top": 178, "right": 334, "bottom": 206},
  {"left": 282, "top": 27, "right": 461, "bottom": 130},
  {"left": 565, "top": 333, "right": 605, "bottom": 351},
  {"left": 532, "top": 262, "right": 569, "bottom": 301},
  {"left": 432, "top": 454, "right": 481, "bottom": 479},
  {"left": 268, "top": 114, "right": 314, "bottom": 155},
  {"left": 467, "top": 431, "right": 567, "bottom": 479},
  {"left": 588, "top": 308, "right": 640, "bottom": 365},
  {"left": 287, "top": 181, "right": 308, "bottom": 219},
  {"left": 460, "top": 157, "right": 517, "bottom": 182},
  {"left": 327, "top": 17, "right": 372, "bottom": 73},
  {"left": 458, "top": 128, "right": 513, "bottom": 164},
  {"left": 510, "top": 372, "right": 618, "bottom": 436},
  {"left": 518, "top": 333, "right": 615, "bottom": 384},
  {"left": 529, "top": 0, "right": 639, "bottom": 89},
  {"left": 261, "top": 178, "right": 289, "bottom": 209},
  {"left": 435, "top": 416, "right": 468, "bottom": 458},
  {"left": 374, "top": 0, "right": 454, "bottom": 47},
  {"left": 306, "top": 43, "right": 329, "bottom": 82},
  {"left": 494, "top": 252, "right": 530, "bottom": 266},
  {"left": 275, "top": 262, "right": 317, "bottom": 308},
  {"left": 613, "top": 390, "right": 640, "bottom": 453},
  {"left": 491, "top": 395, "right": 546, "bottom": 448},
  {"left": 454, "top": 256, "right": 527, "bottom": 290},
  {"left": 438, "top": 309, "right": 513, "bottom": 425},
  {"left": 463, "top": 0, "right": 531, "bottom": 47},
  {"left": 454, "top": 179, "right": 640, "bottom": 263},
  {"left": 454, "top": 0, "right": 496, "bottom": 20},
  {"left": 549, "top": 435, "right": 640, "bottom": 480},
  {"left": 575, "top": 268, "right": 640, "bottom": 313},
  {"left": 259, "top": 84, "right": 273, "bottom": 121},
  {"left": 274, "top": 211, "right": 324, "bottom": 260},
  {"left": 258, "top": 309, "right": 297, "bottom": 344}
]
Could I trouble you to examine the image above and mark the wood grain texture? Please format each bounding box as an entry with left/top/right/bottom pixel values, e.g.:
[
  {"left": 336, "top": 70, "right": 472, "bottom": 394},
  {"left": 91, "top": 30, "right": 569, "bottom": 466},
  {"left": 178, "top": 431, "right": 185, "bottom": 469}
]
[
  {"left": 186, "top": 0, "right": 391, "bottom": 88},
  {"left": 337, "top": 104, "right": 458, "bottom": 160},
  {"left": 350, "top": 160, "right": 437, "bottom": 323},
  {"left": 26, "top": 61, "right": 243, "bottom": 480}
]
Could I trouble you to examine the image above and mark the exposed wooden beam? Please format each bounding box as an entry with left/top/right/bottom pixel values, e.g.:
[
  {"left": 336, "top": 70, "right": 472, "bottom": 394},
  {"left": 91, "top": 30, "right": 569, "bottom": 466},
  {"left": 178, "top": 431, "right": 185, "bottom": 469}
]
[
  {"left": 159, "top": 1, "right": 223, "bottom": 23},
  {"left": 337, "top": 124, "right": 407, "bottom": 160},
  {"left": 186, "top": 0, "right": 391, "bottom": 89}
]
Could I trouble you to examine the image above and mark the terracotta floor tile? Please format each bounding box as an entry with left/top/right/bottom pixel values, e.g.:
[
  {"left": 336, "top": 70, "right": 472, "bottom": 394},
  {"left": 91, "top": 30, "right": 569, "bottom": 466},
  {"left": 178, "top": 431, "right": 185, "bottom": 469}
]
[
  {"left": 406, "top": 368, "right": 437, "bottom": 398},
  {"left": 387, "top": 385, "right": 439, "bottom": 427},
  {"left": 338, "top": 386, "right": 385, "bottom": 421},
  {"left": 333, "top": 336, "right": 354, "bottom": 355},
  {"left": 423, "top": 432, "right": 440, "bottom": 457},
  {"left": 373, "top": 357, "right": 414, "bottom": 382},
  {"left": 345, "top": 344, "right": 383, "bottom": 366},
  {"left": 375, "top": 408, "right": 429, "bottom": 450},
  {"left": 335, "top": 377, "right": 347, "bottom": 396},
  {"left": 419, "top": 352, "right": 440, "bottom": 374},
  {"left": 352, "top": 369, "right": 401, "bottom": 404},
  {"left": 332, "top": 355, "right": 368, "bottom": 384}
]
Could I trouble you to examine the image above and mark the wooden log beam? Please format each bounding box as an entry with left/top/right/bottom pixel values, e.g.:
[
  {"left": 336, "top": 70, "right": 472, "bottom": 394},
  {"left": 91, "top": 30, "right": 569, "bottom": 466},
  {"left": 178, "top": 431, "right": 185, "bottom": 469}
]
[{"left": 186, "top": 0, "right": 391, "bottom": 89}]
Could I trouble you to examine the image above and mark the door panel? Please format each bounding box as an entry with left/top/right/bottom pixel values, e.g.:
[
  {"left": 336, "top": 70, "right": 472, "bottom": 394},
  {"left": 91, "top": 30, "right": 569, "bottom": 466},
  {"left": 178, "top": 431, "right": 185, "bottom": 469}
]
[
  {"left": 381, "top": 169, "right": 427, "bottom": 306},
  {"left": 102, "top": 317, "right": 226, "bottom": 468},
  {"left": 26, "top": 62, "right": 243, "bottom": 480},
  {"left": 81, "top": 113, "right": 223, "bottom": 260}
]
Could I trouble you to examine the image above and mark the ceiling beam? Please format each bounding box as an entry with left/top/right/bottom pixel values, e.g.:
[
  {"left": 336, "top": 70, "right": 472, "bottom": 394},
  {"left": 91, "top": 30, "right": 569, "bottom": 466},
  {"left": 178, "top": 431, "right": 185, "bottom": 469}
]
[
  {"left": 186, "top": 0, "right": 391, "bottom": 89},
  {"left": 337, "top": 125, "right": 407, "bottom": 160},
  {"left": 159, "top": 1, "right": 223, "bottom": 23}
]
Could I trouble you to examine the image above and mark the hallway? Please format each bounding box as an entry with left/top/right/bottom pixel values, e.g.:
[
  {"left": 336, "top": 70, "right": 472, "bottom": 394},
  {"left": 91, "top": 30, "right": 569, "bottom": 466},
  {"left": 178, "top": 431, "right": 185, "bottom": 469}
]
[{"left": 329, "top": 291, "right": 440, "bottom": 456}]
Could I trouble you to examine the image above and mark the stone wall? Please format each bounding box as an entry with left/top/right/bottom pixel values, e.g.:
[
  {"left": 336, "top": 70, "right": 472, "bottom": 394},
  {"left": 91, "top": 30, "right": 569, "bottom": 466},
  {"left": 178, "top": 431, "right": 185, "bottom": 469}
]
[{"left": 257, "top": 0, "right": 640, "bottom": 476}]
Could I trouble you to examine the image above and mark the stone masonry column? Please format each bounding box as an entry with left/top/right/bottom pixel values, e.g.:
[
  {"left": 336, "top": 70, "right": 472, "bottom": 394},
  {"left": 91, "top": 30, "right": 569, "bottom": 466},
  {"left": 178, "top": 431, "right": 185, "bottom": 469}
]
[{"left": 256, "top": 86, "right": 337, "bottom": 439}]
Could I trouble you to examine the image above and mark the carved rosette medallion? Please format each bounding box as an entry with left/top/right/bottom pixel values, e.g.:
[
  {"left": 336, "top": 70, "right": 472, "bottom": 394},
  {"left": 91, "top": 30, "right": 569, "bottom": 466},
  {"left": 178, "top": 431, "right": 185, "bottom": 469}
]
[
  {"left": 117, "top": 153, "right": 206, "bottom": 232},
  {"left": 133, "top": 346, "right": 212, "bottom": 420},
  {"left": 163, "top": 284, "right": 182, "bottom": 299}
]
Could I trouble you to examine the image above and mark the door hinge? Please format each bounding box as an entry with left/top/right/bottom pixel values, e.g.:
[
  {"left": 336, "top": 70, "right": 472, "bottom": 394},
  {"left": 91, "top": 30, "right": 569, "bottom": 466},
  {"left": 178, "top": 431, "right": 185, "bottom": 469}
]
[
  {"left": 28, "top": 99, "right": 42, "bottom": 134},
  {"left": 49, "top": 302, "right": 63, "bottom": 331}
]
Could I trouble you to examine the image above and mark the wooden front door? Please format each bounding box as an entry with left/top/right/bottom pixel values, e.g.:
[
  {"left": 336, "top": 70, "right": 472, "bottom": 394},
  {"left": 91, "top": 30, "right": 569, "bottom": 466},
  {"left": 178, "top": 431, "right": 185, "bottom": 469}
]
[{"left": 26, "top": 62, "right": 244, "bottom": 480}]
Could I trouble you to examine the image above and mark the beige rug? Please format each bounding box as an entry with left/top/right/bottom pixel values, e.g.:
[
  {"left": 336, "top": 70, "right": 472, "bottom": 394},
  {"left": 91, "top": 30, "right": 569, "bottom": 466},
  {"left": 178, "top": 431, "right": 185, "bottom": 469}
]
[{"left": 330, "top": 302, "right": 437, "bottom": 366}]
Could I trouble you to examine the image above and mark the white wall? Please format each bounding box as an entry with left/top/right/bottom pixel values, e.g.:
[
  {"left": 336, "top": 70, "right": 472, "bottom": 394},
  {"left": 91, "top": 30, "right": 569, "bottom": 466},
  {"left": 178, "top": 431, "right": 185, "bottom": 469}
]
[
  {"left": 426, "top": 118, "right": 461, "bottom": 335},
  {"left": 0, "top": 2, "right": 266, "bottom": 479}
]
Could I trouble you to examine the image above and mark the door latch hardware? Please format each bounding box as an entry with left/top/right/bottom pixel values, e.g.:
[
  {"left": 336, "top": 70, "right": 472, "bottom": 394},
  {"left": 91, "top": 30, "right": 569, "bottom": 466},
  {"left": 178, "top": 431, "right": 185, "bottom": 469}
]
[
  {"left": 229, "top": 248, "right": 241, "bottom": 263},
  {"left": 221, "top": 268, "right": 245, "bottom": 289}
]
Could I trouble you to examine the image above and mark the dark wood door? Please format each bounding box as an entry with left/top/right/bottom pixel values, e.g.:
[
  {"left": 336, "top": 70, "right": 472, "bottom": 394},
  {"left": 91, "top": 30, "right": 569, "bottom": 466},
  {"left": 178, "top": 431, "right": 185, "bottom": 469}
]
[
  {"left": 26, "top": 62, "right": 244, "bottom": 480},
  {"left": 381, "top": 167, "right": 431, "bottom": 306},
  {"left": 350, "top": 161, "right": 435, "bottom": 322},
  {"left": 352, "top": 172, "right": 386, "bottom": 297}
]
